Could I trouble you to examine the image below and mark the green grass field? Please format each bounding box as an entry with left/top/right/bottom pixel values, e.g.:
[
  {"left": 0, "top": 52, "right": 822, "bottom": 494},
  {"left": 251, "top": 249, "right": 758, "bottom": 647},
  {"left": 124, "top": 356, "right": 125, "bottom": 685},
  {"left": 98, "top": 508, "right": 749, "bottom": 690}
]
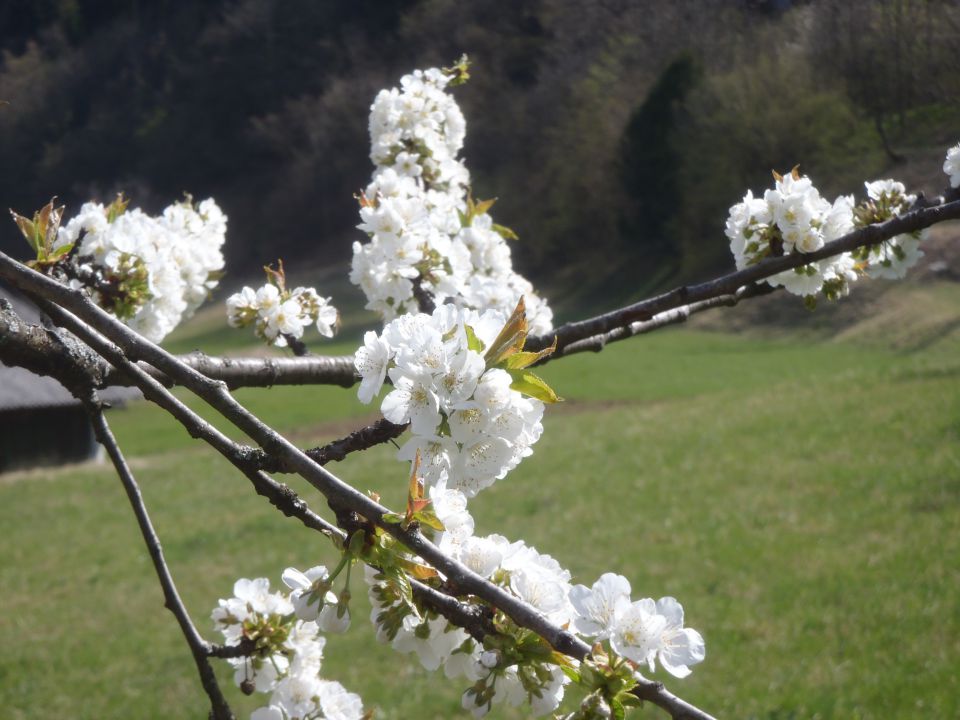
[{"left": 2, "top": 325, "right": 959, "bottom": 719}]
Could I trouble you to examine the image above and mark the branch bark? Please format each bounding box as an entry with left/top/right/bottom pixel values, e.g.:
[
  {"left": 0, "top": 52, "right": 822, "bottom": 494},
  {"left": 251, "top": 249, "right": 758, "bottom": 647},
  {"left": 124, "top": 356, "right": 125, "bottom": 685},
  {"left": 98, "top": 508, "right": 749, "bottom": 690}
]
[{"left": 253, "top": 417, "right": 408, "bottom": 473}]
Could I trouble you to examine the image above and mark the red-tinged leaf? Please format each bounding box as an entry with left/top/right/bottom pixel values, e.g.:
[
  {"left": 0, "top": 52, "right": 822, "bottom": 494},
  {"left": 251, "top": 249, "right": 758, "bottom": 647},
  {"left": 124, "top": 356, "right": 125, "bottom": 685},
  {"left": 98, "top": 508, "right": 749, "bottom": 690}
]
[
  {"left": 263, "top": 260, "right": 287, "bottom": 293},
  {"left": 484, "top": 296, "right": 528, "bottom": 365},
  {"left": 9, "top": 210, "right": 39, "bottom": 253},
  {"left": 771, "top": 168, "right": 783, "bottom": 182},
  {"left": 409, "top": 498, "right": 431, "bottom": 515}
]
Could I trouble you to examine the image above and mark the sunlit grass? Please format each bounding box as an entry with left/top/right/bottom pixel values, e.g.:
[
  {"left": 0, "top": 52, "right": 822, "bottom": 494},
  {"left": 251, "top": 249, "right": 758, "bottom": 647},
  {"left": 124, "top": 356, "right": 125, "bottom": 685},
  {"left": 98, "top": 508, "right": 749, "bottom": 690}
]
[{"left": 2, "top": 329, "right": 958, "bottom": 719}]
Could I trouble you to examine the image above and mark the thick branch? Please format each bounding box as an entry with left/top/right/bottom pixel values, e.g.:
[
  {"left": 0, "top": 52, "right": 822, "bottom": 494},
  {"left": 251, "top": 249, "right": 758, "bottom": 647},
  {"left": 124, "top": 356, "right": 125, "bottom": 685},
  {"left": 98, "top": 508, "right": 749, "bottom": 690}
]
[
  {"left": 0, "top": 298, "right": 108, "bottom": 395},
  {"left": 84, "top": 397, "right": 234, "bottom": 720},
  {"left": 104, "top": 352, "right": 359, "bottom": 390},
  {"left": 0, "top": 253, "right": 714, "bottom": 720}
]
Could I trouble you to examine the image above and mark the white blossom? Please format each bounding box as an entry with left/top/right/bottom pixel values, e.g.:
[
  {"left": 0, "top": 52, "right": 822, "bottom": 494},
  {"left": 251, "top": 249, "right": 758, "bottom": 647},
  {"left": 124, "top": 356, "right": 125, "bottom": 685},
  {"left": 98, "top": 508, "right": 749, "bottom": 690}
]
[
  {"left": 226, "top": 278, "right": 340, "bottom": 348},
  {"left": 654, "top": 597, "right": 706, "bottom": 678},
  {"left": 944, "top": 142, "right": 960, "bottom": 188},
  {"left": 352, "top": 65, "right": 552, "bottom": 329},
  {"left": 570, "top": 573, "right": 632, "bottom": 639},
  {"left": 355, "top": 305, "right": 545, "bottom": 498},
  {"left": 57, "top": 197, "right": 226, "bottom": 342},
  {"left": 610, "top": 598, "right": 668, "bottom": 669}
]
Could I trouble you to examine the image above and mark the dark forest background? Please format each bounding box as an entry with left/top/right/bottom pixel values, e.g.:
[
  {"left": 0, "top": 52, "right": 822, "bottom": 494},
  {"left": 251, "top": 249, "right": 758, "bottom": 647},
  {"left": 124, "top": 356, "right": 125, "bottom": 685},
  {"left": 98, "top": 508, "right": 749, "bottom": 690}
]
[{"left": 2, "top": 0, "right": 958, "bottom": 306}]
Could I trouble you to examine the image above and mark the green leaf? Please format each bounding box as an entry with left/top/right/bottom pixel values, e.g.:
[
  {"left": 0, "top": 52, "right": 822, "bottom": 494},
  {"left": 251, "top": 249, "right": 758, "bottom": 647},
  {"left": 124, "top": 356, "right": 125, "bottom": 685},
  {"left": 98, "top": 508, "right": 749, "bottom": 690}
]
[
  {"left": 442, "top": 54, "right": 472, "bottom": 86},
  {"left": 392, "top": 566, "right": 414, "bottom": 607},
  {"left": 502, "top": 336, "right": 557, "bottom": 370},
  {"left": 559, "top": 665, "right": 581, "bottom": 684},
  {"left": 50, "top": 242, "right": 73, "bottom": 260},
  {"left": 611, "top": 697, "right": 626, "bottom": 720},
  {"left": 491, "top": 223, "right": 519, "bottom": 241},
  {"left": 471, "top": 196, "right": 497, "bottom": 217},
  {"left": 412, "top": 507, "right": 444, "bottom": 532},
  {"left": 381, "top": 512, "right": 405, "bottom": 525},
  {"left": 508, "top": 369, "right": 562, "bottom": 403},
  {"left": 106, "top": 193, "right": 129, "bottom": 223},
  {"left": 348, "top": 529, "right": 367, "bottom": 556},
  {"left": 464, "top": 324, "right": 485, "bottom": 353}
]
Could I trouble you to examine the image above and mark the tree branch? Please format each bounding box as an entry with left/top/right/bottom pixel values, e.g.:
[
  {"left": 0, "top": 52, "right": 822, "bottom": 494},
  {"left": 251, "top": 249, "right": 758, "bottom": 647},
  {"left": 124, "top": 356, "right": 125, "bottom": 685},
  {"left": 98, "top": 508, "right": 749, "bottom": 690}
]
[
  {"left": 541, "top": 284, "right": 776, "bottom": 361},
  {"left": 102, "top": 352, "right": 359, "bottom": 390},
  {"left": 0, "top": 253, "right": 715, "bottom": 720},
  {"left": 524, "top": 196, "right": 960, "bottom": 352},
  {"left": 83, "top": 395, "right": 235, "bottom": 720},
  {"left": 253, "top": 417, "right": 408, "bottom": 473},
  {"left": 29, "top": 299, "right": 342, "bottom": 540},
  {"left": 0, "top": 298, "right": 109, "bottom": 394},
  {"left": 16, "top": 300, "right": 489, "bottom": 653},
  {"left": 84, "top": 194, "right": 959, "bottom": 391}
]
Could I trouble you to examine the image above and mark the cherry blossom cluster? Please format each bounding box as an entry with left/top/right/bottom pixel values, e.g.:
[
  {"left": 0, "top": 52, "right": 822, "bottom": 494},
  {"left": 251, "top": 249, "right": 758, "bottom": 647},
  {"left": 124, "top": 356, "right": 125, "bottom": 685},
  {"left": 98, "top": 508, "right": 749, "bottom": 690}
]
[
  {"left": 570, "top": 574, "right": 705, "bottom": 678},
  {"left": 945, "top": 142, "right": 960, "bottom": 189},
  {"left": 726, "top": 170, "right": 930, "bottom": 300},
  {"left": 211, "top": 577, "right": 365, "bottom": 720},
  {"left": 354, "top": 304, "right": 546, "bottom": 497},
  {"left": 725, "top": 171, "right": 859, "bottom": 298},
  {"left": 351, "top": 64, "right": 553, "bottom": 334},
  {"left": 849, "top": 180, "right": 926, "bottom": 279},
  {"left": 364, "top": 476, "right": 704, "bottom": 717},
  {"left": 226, "top": 265, "right": 339, "bottom": 348},
  {"left": 55, "top": 196, "right": 226, "bottom": 341}
]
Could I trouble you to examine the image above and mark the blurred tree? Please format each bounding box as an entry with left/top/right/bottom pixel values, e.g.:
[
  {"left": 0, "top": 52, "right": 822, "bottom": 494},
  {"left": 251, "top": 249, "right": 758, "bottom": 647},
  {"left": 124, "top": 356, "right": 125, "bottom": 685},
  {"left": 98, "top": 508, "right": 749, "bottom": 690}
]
[{"left": 618, "top": 54, "right": 701, "bottom": 268}]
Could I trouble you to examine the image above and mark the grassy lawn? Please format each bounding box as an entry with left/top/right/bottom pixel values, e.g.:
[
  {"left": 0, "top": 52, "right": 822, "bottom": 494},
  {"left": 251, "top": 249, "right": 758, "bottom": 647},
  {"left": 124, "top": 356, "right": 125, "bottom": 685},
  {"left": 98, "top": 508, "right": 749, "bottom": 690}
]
[{"left": 1, "top": 328, "right": 958, "bottom": 719}]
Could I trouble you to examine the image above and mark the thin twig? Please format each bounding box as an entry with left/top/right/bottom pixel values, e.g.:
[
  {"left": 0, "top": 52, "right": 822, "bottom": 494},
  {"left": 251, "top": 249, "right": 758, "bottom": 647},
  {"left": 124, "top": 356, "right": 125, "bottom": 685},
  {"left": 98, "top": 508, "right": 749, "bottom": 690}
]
[
  {"left": 83, "top": 395, "right": 235, "bottom": 720},
  {"left": 545, "top": 284, "right": 777, "bottom": 360},
  {"left": 254, "top": 417, "right": 408, "bottom": 473}
]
